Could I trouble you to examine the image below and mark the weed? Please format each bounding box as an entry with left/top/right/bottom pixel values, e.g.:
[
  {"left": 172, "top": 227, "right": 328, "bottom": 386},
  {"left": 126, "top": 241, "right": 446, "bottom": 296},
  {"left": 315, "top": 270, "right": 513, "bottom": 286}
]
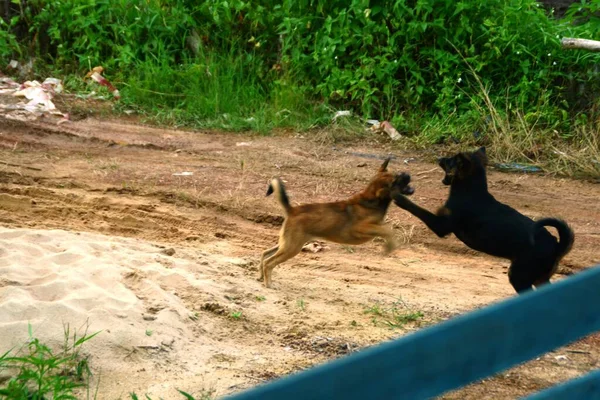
[
  {"left": 230, "top": 311, "right": 243, "bottom": 320},
  {"left": 364, "top": 298, "right": 424, "bottom": 330},
  {"left": 255, "top": 296, "right": 266, "bottom": 302},
  {"left": 364, "top": 303, "right": 385, "bottom": 317},
  {"left": 0, "top": 322, "right": 100, "bottom": 399},
  {"left": 145, "top": 329, "right": 153, "bottom": 337},
  {"left": 131, "top": 388, "right": 215, "bottom": 400},
  {"left": 341, "top": 245, "right": 355, "bottom": 254},
  {"left": 297, "top": 299, "right": 306, "bottom": 311}
]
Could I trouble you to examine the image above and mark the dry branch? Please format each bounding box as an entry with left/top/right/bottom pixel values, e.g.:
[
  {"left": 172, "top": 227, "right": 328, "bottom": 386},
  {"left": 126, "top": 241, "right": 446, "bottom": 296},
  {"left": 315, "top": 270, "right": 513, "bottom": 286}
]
[{"left": 561, "top": 37, "right": 600, "bottom": 51}]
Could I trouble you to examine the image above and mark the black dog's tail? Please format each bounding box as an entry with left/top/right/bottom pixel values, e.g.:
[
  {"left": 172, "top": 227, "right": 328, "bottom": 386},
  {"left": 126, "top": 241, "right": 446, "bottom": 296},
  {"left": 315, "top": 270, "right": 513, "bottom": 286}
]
[
  {"left": 532, "top": 218, "right": 575, "bottom": 260},
  {"left": 266, "top": 178, "right": 292, "bottom": 216}
]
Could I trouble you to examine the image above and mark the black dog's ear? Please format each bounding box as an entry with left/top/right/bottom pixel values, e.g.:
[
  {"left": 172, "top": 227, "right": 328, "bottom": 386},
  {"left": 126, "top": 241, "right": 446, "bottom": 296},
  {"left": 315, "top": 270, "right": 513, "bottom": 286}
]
[
  {"left": 474, "top": 146, "right": 489, "bottom": 166},
  {"left": 379, "top": 157, "right": 391, "bottom": 172},
  {"left": 456, "top": 153, "right": 471, "bottom": 168}
]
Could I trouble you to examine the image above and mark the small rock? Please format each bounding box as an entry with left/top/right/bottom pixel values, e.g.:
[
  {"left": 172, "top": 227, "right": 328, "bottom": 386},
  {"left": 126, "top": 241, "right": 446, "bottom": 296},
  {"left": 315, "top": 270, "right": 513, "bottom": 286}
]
[
  {"left": 142, "top": 314, "right": 157, "bottom": 321},
  {"left": 161, "top": 247, "right": 176, "bottom": 256}
]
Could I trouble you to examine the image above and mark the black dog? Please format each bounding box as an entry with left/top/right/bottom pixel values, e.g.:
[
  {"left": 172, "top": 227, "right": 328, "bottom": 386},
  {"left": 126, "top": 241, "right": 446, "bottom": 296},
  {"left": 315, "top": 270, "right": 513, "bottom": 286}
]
[{"left": 391, "top": 147, "right": 574, "bottom": 294}]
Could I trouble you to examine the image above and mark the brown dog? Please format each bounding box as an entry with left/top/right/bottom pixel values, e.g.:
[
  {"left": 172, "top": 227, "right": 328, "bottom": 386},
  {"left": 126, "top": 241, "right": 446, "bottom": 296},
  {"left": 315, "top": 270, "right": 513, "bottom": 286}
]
[{"left": 258, "top": 158, "right": 414, "bottom": 288}]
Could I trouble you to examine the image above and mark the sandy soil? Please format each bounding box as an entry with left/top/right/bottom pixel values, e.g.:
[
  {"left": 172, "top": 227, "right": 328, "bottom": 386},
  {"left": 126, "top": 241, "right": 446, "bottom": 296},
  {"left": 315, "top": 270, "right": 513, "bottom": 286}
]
[{"left": 0, "top": 114, "right": 599, "bottom": 400}]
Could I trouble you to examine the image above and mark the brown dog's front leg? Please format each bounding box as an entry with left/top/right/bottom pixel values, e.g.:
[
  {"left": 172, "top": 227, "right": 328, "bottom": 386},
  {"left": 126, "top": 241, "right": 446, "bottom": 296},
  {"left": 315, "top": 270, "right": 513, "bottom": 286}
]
[
  {"left": 380, "top": 226, "right": 398, "bottom": 254},
  {"left": 393, "top": 195, "right": 453, "bottom": 238},
  {"left": 357, "top": 224, "right": 398, "bottom": 254}
]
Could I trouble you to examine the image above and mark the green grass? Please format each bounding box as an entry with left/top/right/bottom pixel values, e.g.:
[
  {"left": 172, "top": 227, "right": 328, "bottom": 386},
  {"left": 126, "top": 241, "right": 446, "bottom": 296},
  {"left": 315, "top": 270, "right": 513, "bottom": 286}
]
[
  {"left": 0, "top": 323, "right": 101, "bottom": 400},
  {"left": 297, "top": 299, "right": 306, "bottom": 311},
  {"left": 130, "top": 388, "right": 215, "bottom": 400},
  {"left": 364, "top": 298, "right": 424, "bottom": 330},
  {"left": 229, "top": 311, "right": 243, "bottom": 320},
  {"left": 118, "top": 54, "right": 332, "bottom": 134}
]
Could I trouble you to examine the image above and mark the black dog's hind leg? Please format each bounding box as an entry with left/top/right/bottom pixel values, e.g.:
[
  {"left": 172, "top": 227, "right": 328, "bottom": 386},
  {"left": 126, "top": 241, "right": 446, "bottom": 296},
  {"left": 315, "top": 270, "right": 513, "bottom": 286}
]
[
  {"left": 508, "top": 260, "right": 536, "bottom": 294},
  {"left": 394, "top": 196, "right": 453, "bottom": 238}
]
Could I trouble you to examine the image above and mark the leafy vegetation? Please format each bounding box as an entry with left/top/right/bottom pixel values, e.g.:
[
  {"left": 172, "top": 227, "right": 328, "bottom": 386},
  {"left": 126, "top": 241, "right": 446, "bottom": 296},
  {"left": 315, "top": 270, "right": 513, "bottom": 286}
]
[
  {"left": 364, "top": 298, "right": 424, "bottom": 329},
  {"left": 0, "top": 323, "right": 100, "bottom": 400},
  {"left": 1, "top": 0, "right": 600, "bottom": 174}
]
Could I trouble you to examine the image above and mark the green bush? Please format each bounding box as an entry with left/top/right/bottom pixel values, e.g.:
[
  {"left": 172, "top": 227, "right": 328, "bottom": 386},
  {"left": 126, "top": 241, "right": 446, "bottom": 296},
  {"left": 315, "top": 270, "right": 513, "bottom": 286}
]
[{"left": 2, "top": 0, "right": 600, "bottom": 140}]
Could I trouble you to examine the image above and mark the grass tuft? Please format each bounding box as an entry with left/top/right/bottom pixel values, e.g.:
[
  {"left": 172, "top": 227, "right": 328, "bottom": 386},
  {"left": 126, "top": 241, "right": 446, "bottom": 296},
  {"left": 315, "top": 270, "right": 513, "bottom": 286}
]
[{"left": 0, "top": 322, "right": 101, "bottom": 399}]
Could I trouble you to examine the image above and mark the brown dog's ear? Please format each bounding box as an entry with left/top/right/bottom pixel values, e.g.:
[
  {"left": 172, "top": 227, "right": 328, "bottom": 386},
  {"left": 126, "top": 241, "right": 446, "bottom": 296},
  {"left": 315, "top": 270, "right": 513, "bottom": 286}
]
[{"left": 379, "top": 157, "right": 391, "bottom": 172}]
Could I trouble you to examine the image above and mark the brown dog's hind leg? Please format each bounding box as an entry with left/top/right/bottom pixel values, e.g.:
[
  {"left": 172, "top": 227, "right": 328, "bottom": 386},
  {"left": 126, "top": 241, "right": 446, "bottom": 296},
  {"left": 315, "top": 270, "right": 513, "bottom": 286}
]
[
  {"left": 258, "top": 245, "right": 279, "bottom": 281},
  {"left": 262, "top": 242, "right": 305, "bottom": 288}
]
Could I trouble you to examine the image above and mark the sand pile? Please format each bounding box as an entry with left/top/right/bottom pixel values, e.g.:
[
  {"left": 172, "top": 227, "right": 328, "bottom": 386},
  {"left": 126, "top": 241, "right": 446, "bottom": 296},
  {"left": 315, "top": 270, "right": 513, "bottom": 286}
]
[{"left": 0, "top": 227, "right": 259, "bottom": 398}]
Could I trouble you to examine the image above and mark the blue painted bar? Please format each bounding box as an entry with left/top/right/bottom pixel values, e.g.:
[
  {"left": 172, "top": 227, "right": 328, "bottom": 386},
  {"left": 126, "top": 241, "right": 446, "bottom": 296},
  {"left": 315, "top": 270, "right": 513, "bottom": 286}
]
[
  {"left": 226, "top": 266, "right": 600, "bottom": 400},
  {"left": 524, "top": 369, "right": 600, "bottom": 400}
]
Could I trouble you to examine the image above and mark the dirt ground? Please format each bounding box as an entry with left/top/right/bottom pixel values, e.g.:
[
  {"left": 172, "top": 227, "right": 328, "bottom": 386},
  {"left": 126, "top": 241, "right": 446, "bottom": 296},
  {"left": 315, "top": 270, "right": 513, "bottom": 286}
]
[{"left": 0, "top": 111, "right": 599, "bottom": 399}]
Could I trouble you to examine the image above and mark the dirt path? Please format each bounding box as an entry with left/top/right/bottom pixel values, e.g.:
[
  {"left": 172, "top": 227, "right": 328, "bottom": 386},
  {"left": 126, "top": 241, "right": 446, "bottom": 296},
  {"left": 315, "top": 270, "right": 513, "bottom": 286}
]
[{"left": 0, "top": 116, "right": 599, "bottom": 399}]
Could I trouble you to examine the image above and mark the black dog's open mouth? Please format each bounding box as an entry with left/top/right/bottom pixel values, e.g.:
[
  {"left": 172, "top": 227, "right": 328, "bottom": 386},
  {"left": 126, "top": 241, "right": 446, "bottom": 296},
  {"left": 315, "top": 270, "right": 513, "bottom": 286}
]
[{"left": 393, "top": 173, "right": 415, "bottom": 196}]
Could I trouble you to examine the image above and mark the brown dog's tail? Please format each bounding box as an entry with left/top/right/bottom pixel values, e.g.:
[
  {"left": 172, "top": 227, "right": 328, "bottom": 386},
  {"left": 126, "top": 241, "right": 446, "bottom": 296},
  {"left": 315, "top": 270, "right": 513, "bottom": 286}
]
[
  {"left": 266, "top": 178, "right": 292, "bottom": 216},
  {"left": 532, "top": 218, "right": 575, "bottom": 260}
]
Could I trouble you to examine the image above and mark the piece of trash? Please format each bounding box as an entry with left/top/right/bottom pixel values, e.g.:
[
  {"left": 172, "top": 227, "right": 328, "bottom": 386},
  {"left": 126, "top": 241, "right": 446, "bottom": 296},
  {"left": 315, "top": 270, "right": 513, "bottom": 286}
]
[
  {"left": 236, "top": 142, "right": 252, "bottom": 147},
  {"left": 75, "top": 91, "right": 98, "bottom": 100},
  {"left": 85, "top": 66, "right": 120, "bottom": 99},
  {"left": 172, "top": 172, "right": 193, "bottom": 176},
  {"left": 333, "top": 110, "right": 351, "bottom": 121},
  {"left": 0, "top": 77, "right": 20, "bottom": 92},
  {"left": 403, "top": 157, "right": 416, "bottom": 165},
  {"left": 366, "top": 119, "right": 380, "bottom": 126},
  {"left": 124, "top": 109, "right": 135, "bottom": 115},
  {"left": 8, "top": 60, "right": 19, "bottom": 69},
  {"left": 1, "top": 77, "right": 68, "bottom": 122},
  {"left": 15, "top": 84, "right": 56, "bottom": 112},
  {"left": 302, "top": 242, "right": 329, "bottom": 253},
  {"left": 42, "top": 77, "right": 63, "bottom": 93},
  {"left": 245, "top": 117, "right": 256, "bottom": 122},
  {"left": 494, "top": 163, "right": 542, "bottom": 173},
  {"left": 554, "top": 355, "right": 568, "bottom": 362},
  {"left": 381, "top": 121, "right": 401, "bottom": 140},
  {"left": 369, "top": 120, "right": 402, "bottom": 141},
  {"left": 357, "top": 162, "right": 367, "bottom": 167}
]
